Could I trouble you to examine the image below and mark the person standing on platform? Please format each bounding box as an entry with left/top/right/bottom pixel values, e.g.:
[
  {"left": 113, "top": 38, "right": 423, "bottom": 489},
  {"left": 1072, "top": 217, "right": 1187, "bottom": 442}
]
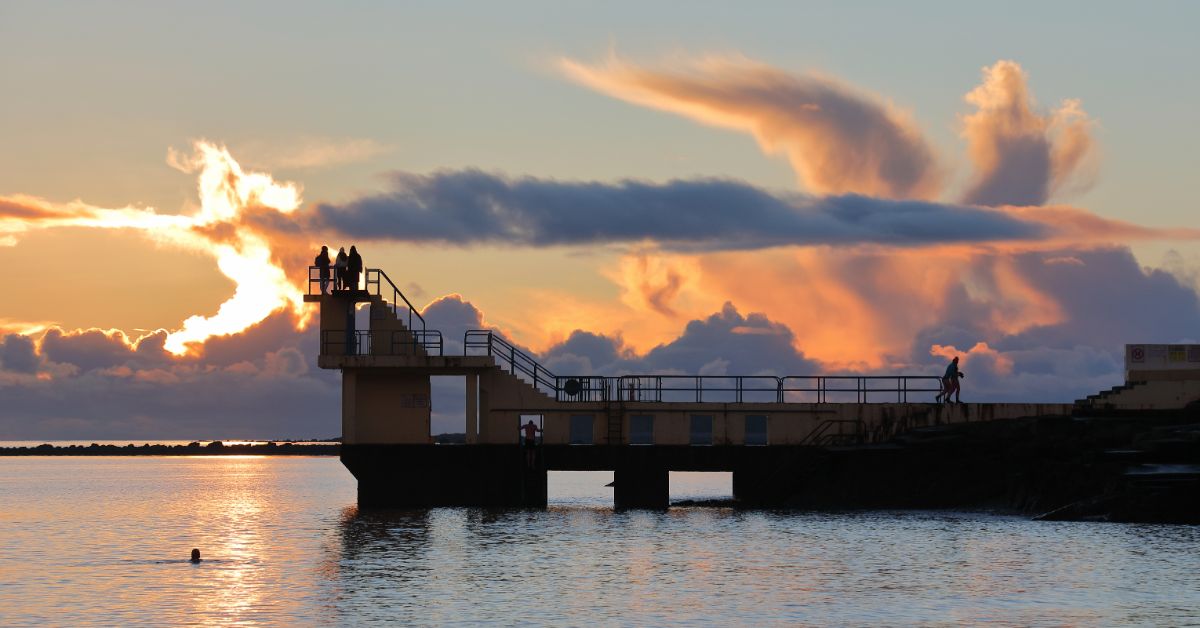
[
  {"left": 314, "top": 246, "right": 331, "bottom": 294},
  {"left": 521, "top": 419, "right": 541, "bottom": 468},
  {"left": 334, "top": 247, "right": 348, "bottom": 291},
  {"left": 938, "top": 356, "right": 964, "bottom": 404},
  {"left": 347, "top": 245, "right": 363, "bottom": 292}
]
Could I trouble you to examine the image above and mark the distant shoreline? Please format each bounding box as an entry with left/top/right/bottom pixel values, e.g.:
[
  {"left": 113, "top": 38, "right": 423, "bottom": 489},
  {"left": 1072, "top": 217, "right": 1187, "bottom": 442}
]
[
  {"left": 0, "top": 442, "right": 340, "bottom": 456},
  {"left": 0, "top": 434, "right": 469, "bottom": 456}
]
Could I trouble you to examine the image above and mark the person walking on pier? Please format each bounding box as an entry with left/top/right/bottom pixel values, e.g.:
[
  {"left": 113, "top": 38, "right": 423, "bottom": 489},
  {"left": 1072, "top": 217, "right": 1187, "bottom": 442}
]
[
  {"left": 347, "top": 245, "right": 363, "bottom": 292},
  {"left": 938, "top": 356, "right": 965, "bottom": 404},
  {"left": 334, "top": 247, "right": 348, "bottom": 291},
  {"left": 314, "top": 246, "right": 331, "bottom": 294},
  {"left": 522, "top": 419, "right": 542, "bottom": 468}
]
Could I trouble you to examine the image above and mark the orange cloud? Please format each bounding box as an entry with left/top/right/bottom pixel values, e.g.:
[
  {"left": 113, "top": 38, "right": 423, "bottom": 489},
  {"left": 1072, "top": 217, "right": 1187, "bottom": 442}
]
[
  {"left": 609, "top": 251, "right": 703, "bottom": 317},
  {"left": 559, "top": 244, "right": 1106, "bottom": 371},
  {"left": 1000, "top": 204, "right": 1200, "bottom": 243},
  {"left": 560, "top": 54, "right": 942, "bottom": 199},
  {"left": 971, "top": 255, "right": 1065, "bottom": 335},
  {"left": 961, "top": 60, "right": 1097, "bottom": 206},
  {"left": 0, "top": 142, "right": 313, "bottom": 356},
  {"left": 930, "top": 342, "right": 1014, "bottom": 376}
]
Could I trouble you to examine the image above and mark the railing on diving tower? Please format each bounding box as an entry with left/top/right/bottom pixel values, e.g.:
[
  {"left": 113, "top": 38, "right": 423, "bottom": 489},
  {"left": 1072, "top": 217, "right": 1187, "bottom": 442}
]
[
  {"left": 464, "top": 330, "right": 944, "bottom": 404},
  {"left": 309, "top": 266, "right": 442, "bottom": 356}
]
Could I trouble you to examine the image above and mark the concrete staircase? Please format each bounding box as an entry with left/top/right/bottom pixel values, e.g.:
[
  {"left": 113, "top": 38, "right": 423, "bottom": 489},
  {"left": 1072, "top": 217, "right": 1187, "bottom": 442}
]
[
  {"left": 1075, "top": 379, "right": 1200, "bottom": 412},
  {"left": 487, "top": 364, "right": 557, "bottom": 404},
  {"left": 364, "top": 293, "right": 432, "bottom": 357},
  {"left": 1074, "top": 381, "right": 1147, "bottom": 411}
]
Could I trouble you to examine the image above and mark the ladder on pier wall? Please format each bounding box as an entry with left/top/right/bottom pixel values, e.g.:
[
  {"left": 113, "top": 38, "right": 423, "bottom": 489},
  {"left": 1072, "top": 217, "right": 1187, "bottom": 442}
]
[{"left": 605, "top": 400, "right": 623, "bottom": 445}]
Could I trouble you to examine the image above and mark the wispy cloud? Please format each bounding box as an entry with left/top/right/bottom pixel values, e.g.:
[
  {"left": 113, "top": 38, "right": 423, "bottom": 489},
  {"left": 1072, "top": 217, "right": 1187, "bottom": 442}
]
[
  {"left": 559, "top": 54, "right": 943, "bottom": 199},
  {"left": 196, "top": 136, "right": 394, "bottom": 171},
  {"left": 960, "top": 60, "right": 1097, "bottom": 206}
]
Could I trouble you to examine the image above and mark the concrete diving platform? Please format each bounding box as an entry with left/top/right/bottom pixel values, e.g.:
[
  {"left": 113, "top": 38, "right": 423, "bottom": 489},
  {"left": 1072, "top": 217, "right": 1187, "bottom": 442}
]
[{"left": 307, "top": 267, "right": 1197, "bottom": 510}]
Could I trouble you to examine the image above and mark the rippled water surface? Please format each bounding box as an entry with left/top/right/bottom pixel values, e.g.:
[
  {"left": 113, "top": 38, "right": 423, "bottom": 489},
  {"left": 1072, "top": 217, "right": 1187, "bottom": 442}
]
[{"left": 2, "top": 457, "right": 1198, "bottom": 626}]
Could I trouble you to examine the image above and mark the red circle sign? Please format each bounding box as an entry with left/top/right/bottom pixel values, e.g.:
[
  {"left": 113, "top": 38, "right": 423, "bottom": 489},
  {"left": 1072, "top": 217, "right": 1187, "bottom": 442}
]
[{"left": 1132, "top": 347, "right": 1145, "bottom": 361}]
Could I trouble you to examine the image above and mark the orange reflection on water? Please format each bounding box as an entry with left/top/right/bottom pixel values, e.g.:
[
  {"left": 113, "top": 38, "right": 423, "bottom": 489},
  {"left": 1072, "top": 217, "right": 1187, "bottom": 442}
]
[{"left": 181, "top": 456, "right": 270, "bottom": 626}]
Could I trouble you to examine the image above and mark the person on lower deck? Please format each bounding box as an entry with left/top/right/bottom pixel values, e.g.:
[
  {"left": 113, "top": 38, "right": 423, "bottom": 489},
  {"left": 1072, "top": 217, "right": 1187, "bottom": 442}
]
[
  {"left": 521, "top": 419, "right": 541, "bottom": 468},
  {"left": 937, "top": 356, "right": 964, "bottom": 404}
]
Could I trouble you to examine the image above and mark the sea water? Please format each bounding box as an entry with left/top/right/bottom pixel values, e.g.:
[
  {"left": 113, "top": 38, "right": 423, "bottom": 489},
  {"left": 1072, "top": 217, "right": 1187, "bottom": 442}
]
[{"left": 1, "top": 457, "right": 1197, "bottom": 626}]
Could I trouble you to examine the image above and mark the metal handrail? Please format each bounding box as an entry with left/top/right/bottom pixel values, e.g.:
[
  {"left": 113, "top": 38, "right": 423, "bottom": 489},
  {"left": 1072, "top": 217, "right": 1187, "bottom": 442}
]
[
  {"left": 780, "top": 376, "right": 943, "bottom": 403},
  {"left": 307, "top": 264, "right": 368, "bottom": 295},
  {"left": 463, "top": 329, "right": 945, "bottom": 404},
  {"left": 307, "top": 265, "right": 333, "bottom": 296},
  {"left": 321, "top": 329, "right": 370, "bottom": 356},
  {"left": 555, "top": 375, "right": 609, "bottom": 402},
  {"left": 617, "top": 375, "right": 782, "bottom": 403},
  {"left": 306, "top": 265, "right": 425, "bottom": 332},
  {"left": 322, "top": 329, "right": 442, "bottom": 357},
  {"left": 465, "top": 330, "right": 566, "bottom": 398},
  {"left": 364, "top": 268, "right": 425, "bottom": 333},
  {"left": 394, "top": 330, "right": 443, "bottom": 356}
]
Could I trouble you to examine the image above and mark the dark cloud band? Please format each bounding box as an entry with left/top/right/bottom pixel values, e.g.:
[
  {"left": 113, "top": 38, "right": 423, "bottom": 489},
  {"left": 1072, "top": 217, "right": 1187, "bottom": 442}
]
[{"left": 310, "top": 170, "right": 1044, "bottom": 250}]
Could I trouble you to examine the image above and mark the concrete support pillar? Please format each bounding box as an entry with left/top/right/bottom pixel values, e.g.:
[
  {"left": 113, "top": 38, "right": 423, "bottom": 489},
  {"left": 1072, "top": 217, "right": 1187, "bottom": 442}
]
[
  {"left": 478, "top": 383, "right": 492, "bottom": 444},
  {"left": 342, "top": 370, "right": 431, "bottom": 444},
  {"left": 345, "top": 445, "right": 546, "bottom": 508},
  {"left": 344, "top": 300, "right": 356, "bottom": 355},
  {"left": 733, "top": 467, "right": 769, "bottom": 504},
  {"left": 614, "top": 466, "right": 669, "bottom": 509},
  {"left": 319, "top": 296, "right": 355, "bottom": 356},
  {"left": 519, "top": 460, "right": 548, "bottom": 508},
  {"left": 465, "top": 372, "right": 478, "bottom": 444}
]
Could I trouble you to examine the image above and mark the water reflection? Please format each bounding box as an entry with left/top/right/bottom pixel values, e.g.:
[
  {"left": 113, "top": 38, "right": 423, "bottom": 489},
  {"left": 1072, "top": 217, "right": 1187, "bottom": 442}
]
[
  {"left": 182, "top": 457, "right": 272, "bottom": 627},
  {"left": 4, "top": 458, "right": 1200, "bottom": 626},
  {"left": 337, "top": 505, "right": 432, "bottom": 562}
]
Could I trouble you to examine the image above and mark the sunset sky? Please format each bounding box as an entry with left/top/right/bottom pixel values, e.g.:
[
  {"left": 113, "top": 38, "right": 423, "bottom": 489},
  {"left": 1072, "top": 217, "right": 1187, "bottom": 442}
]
[{"left": 2, "top": 1, "right": 1198, "bottom": 438}]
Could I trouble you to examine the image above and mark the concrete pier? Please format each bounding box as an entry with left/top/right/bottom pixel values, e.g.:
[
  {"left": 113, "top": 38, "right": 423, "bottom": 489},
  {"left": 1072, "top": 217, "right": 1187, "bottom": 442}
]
[{"left": 305, "top": 268, "right": 1200, "bottom": 511}]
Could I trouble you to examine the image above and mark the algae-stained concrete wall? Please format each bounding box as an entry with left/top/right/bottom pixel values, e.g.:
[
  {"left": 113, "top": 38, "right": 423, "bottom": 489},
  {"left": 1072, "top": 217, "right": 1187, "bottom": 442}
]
[
  {"left": 342, "top": 369, "right": 431, "bottom": 444},
  {"left": 530, "top": 402, "right": 1074, "bottom": 446}
]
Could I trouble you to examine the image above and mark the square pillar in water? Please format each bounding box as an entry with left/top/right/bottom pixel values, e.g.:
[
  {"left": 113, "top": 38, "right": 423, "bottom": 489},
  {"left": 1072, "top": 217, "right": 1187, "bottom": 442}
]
[{"left": 614, "top": 467, "right": 669, "bottom": 509}]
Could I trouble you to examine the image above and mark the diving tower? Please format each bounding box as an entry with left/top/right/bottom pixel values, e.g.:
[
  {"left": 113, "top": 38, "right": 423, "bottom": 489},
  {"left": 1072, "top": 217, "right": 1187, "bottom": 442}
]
[{"left": 305, "top": 267, "right": 1194, "bottom": 509}]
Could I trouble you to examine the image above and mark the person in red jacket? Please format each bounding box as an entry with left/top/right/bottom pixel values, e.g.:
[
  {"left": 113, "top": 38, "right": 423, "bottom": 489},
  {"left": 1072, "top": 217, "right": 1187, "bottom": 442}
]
[
  {"left": 937, "top": 356, "right": 965, "bottom": 404},
  {"left": 521, "top": 419, "right": 541, "bottom": 467}
]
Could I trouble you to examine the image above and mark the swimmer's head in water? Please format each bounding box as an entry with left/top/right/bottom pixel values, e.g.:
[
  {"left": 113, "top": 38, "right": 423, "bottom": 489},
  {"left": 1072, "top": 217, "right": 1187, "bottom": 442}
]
[{"left": 190, "top": 548, "right": 201, "bottom": 563}]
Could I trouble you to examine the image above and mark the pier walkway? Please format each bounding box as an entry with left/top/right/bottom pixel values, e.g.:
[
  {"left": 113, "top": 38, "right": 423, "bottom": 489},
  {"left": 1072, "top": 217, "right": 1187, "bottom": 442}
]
[{"left": 305, "top": 267, "right": 1082, "bottom": 508}]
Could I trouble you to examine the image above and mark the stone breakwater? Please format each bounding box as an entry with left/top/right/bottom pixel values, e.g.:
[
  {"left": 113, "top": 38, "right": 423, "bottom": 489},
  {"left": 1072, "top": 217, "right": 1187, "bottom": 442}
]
[{"left": 0, "top": 442, "right": 340, "bottom": 456}]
